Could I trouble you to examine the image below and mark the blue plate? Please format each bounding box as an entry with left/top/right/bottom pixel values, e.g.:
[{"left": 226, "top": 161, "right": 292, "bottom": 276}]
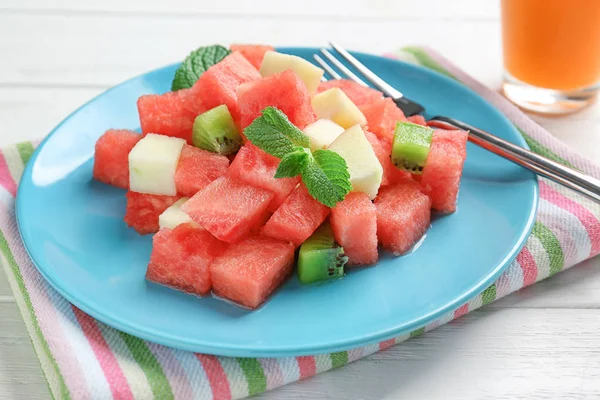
[{"left": 16, "top": 47, "right": 538, "bottom": 357}]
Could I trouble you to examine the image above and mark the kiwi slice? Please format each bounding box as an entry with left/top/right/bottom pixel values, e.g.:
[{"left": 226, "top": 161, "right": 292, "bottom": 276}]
[
  {"left": 298, "top": 223, "right": 348, "bottom": 284},
  {"left": 391, "top": 121, "right": 434, "bottom": 174},
  {"left": 192, "top": 105, "right": 242, "bottom": 155}
]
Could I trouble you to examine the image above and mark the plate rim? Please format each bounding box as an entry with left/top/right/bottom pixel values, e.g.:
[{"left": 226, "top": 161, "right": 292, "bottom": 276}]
[{"left": 16, "top": 47, "right": 539, "bottom": 357}]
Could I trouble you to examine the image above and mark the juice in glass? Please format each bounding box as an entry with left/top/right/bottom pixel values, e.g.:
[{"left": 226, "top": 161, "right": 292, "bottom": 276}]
[{"left": 501, "top": 0, "right": 600, "bottom": 114}]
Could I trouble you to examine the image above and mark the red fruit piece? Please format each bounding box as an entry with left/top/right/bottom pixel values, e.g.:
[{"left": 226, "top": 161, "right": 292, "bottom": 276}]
[
  {"left": 420, "top": 129, "right": 468, "bottom": 213},
  {"left": 210, "top": 235, "right": 295, "bottom": 309},
  {"left": 174, "top": 145, "right": 230, "bottom": 197},
  {"left": 317, "top": 79, "right": 383, "bottom": 107},
  {"left": 230, "top": 44, "right": 275, "bottom": 69},
  {"left": 93, "top": 129, "right": 141, "bottom": 189},
  {"left": 124, "top": 191, "right": 181, "bottom": 234},
  {"left": 364, "top": 130, "right": 411, "bottom": 186},
  {"left": 331, "top": 192, "right": 378, "bottom": 266},
  {"left": 146, "top": 223, "right": 228, "bottom": 296},
  {"left": 237, "top": 70, "right": 317, "bottom": 129},
  {"left": 181, "top": 176, "right": 273, "bottom": 243},
  {"left": 407, "top": 114, "right": 427, "bottom": 126},
  {"left": 359, "top": 97, "right": 407, "bottom": 143},
  {"left": 189, "top": 52, "right": 261, "bottom": 126},
  {"left": 227, "top": 143, "right": 299, "bottom": 212},
  {"left": 262, "top": 184, "right": 330, "bottom": 247},
  {"left": 375, "top": 180, "right": 431, "bottom": 255}
]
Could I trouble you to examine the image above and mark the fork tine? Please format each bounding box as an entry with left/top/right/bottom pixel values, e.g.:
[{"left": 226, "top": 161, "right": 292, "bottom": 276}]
[
  {"left": 319, "top": 49, "right": 369, "bottom": 87},
  {"left": 329, "top": 41, "right": 405, "bottom": 99},
  {"left": 313, "top": 54, "right": 341, "bottom": 80}
]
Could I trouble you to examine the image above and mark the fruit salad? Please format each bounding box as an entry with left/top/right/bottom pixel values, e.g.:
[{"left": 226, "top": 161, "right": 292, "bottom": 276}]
[{"left": 92, "top": 44, "right": 468, "bottom": 309}]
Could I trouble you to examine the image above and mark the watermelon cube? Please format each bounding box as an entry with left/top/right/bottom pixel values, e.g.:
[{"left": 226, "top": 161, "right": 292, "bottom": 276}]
[
  {"left": 331, "top": 192, "right": 378, "bottom": 266},
  {"left": 375, "top": 180, "right": 431, "bottom": 255},
  {"left": 407, "top": 114, "right": 427, "bottom": 126},
  {"left": 364, "top": 130, "right": 411, "bottom": 186},
  {"left": 262, "top": 184, "right": 330, "bottom": 247},
  {"left": 210, "top": 235, "right": 295, "bottom": 308},
  {"left": 181, "top": 176, "right": 273, "bottom": 243},
  {"left": 230, "top": 44, "right": 275, "bottom": 69},
  {"left": 420, "top": 129, "right": 468, "bottom": 213},
  {"left": 93, "top": 129, "right": 141, "bottom": 189},
  {"left": 227, "top": 143, "right": 300, "bottom": 211},
  {"left": 359, "top": 98, "right": 407, "bottom": 144},
  {"left": 175, "top": 144, "right": 230, "bottom": 197},
  {"left": 317, "top": 79, "right": 383, "bottom": 107},
  {"left": 237, "top": 70, "right": 316, "bottom": 129},
  {"left": 137, "top": 89, "right": 203, "bottom": 144},
  {"left": 124, "top": 191, "right": 181, "bottom": 234},
  {"left": 146, "top": 223, "right": 227, "bottom": 296},
  {"left": 189, "top": 52, "right": 261, "bottom": 126}
]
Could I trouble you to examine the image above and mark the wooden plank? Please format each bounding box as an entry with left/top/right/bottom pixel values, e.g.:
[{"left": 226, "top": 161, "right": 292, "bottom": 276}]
[
  {"left": 0, "top": 14, "right": 503, "bottom": 87},
  {"left": 0, "top": 1, "right": 500, "bottom": 20}
]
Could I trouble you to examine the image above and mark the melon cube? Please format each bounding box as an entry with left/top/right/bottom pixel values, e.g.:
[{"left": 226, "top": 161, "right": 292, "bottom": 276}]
[
  {"left": 420, "top": 129, "right": 468, "bottom": 213},
  {"left": 311, "top": 88, "right": 367, "bottom": 129},
  {"left": 262, "top": 184, "right": 330, "bottom": 247},
  {"left": 364, "top": 130, "right": 411, "bottom": 186},
  {"left": 259, "top": 51, "right": 324, "bottom": 95},
  {"left": 317, "top": 79, "right": 383, "bottom": 107},
  {"left": 331, "top": 192, "right": 378, "bottom": 266},
  {"left": 181, "top": 176, "right": 274, "bottom": 243},
  {"left": 146, "top": 223, "right": 227, "bottom": 296},
  {"left": 407, "top": 114, "right": 428, "bottom": 126},
  {"left": 189, "top": 52, "right": 261, "bottom": 126},
  {"left": 327, "top": 125, "right": 383, "bottom": 199},
  {"left": 303, "top": 119, "right": 345, "bottom": 151},
  {"left": 230, "top": 44, "right": 275, "bottom": 69},
  {"left": 227, "top": 143, "right": 300, "bottom": 212},
  {"left": 93, "top": 129, "right": 141, "bottom": 189},
  {"left": 174, "top": 144, "right": 229, "bottom": 197},
  {"left": 375, "top": 180, "right": 431, "bottom": 255},
  {"left": 210, "top": 235, "right": 295, "bottom": 309},
  {"left": 359, "top": 97, "right": 407, "bottom": 144},
  {"left": 237, "top": 70, "right": 316, "bottom": 129},
  {"left": 124, "top": 191, "right": 181, "bottom": 235},
  {"left": 129, "top": 134, "right": 186, "bottom": 196},
  {"left": 159, "top": 198, "right": 192, "bottom": 230}
]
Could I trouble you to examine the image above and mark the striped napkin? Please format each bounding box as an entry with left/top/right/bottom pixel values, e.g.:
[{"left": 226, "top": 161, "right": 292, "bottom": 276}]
[{"left": 2, "top": 47, "right": 600, "bottom": 400}]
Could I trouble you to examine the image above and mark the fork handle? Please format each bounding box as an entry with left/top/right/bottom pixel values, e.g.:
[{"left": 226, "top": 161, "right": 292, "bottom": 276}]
[{"left": 428, "top": 116, "right": 600, "bottom": 203}]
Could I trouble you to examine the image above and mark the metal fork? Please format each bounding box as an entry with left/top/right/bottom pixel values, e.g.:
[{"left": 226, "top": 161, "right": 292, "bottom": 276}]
[{"left": 314, "top": 41, "right": 600, "bottom": 203}]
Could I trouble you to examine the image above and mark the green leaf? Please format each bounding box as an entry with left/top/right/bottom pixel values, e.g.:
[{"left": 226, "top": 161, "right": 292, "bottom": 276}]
[
  {"left": 171, "top": 45, "right": 231, "bottom": 91},
  {"left": 301, "top": 149, "right": 352, "bottom": 207},
  {"left": 275, "top": 148, "right": 310, "bottom": 178},
  {"left": 261, "top": 107, "right": 310, "bottom": 148},
  {"left": 243, "top": 117, "right": 298, "bottom": 159}
]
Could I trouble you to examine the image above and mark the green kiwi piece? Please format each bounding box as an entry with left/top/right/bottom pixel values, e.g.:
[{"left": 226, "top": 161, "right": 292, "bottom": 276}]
[
  {"left": 391, "top": 121, "right": 434, "bottom": 174},
  {"left": 192, "top": 105, "right": 242, "bottom": 155},
  {"left": 298, "top": 222, "right": 348, "bottom": 285}
]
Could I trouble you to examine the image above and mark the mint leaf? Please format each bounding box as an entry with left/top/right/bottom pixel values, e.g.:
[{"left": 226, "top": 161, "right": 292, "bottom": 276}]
[
  {"left": 275, "top": 148, "right": 310, "bottom": 178},
  {"left": 172, "top": 45, "right": 231, "bottom": 91},
  {"left": 244, "top": 117, "right": 298, "bottom": 159},
  {"left": 301, "top": 149, "right": 352, "bottom": 207},
  {"left": 261, "top": 107, "right": 310, "bottom": 148}
]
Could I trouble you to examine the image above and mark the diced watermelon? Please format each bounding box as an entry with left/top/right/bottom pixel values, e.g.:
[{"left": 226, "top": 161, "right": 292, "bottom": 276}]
[
  {"left": 331, "top": 192, "right": 378, "bottom": 266},
  {"left": 420, "top": 129, "right": 468, "bottom": 213},
  {"left": 227, "top": 143, "right": 299, "bottom": 212},
  {"left": 317, "top": 79, "right": 383, "bottom": 107},
  {"left": 124, "top": 191, "right": 181, "bottom": 234},
  {"left": 146, "top": 223, "right": 227, "bottom": 296},
  {"left": 364, "top": 130, "right": 411, "bottom": 186},
  {"left": 174, "top": 145, "right": 229, "bottom": 197},
  {"left": 375, "top": 180, "right": 431, "bottom": 255},
  {"left": 137, "top": 89, "right": 204, "bottom": 144},
  {"left": 359, "top": 97, "right": 407, "bottom": 143},
  {"left": 189, "top": 52, "right": 261, "bottom": 126},
  {"left": 181, "top": 176, "right": 273, "bottom": 243},
  {"left": 237, "top": 70, "right": 316, "bottom": 129},
  {"left": 230, "top": 44, "right": 275, "bottom": 69},
  {"left": 210, "top": 235, "right": 295, "bottom": 308},
  {"left": 93, "top": 129, "right": 141, "bottom": 189},
  {"left": 262, "top": 184, "right": 330, "bottom": 247},
  {"left": 407, "top": 115, "right": 427, "bottom": 126}
]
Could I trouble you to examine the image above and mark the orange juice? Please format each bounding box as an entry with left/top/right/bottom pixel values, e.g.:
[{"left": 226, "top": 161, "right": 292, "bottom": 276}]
[{"left": 502, "top": 0, "right": 600, "bottom": 91}]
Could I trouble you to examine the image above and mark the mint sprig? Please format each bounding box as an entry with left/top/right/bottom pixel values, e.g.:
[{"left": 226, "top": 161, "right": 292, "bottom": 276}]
[
  {"left": 172, "top": 45, "right": 231, "bottom": 91},
  {"left": 244, "top": 107, "right": 351, "bottom": 207}
]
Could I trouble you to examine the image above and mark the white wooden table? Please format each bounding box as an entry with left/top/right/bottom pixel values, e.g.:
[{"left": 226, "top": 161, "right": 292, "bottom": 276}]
[{"left": 2, "top": 1, "right": 600, "bottom": 399}]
